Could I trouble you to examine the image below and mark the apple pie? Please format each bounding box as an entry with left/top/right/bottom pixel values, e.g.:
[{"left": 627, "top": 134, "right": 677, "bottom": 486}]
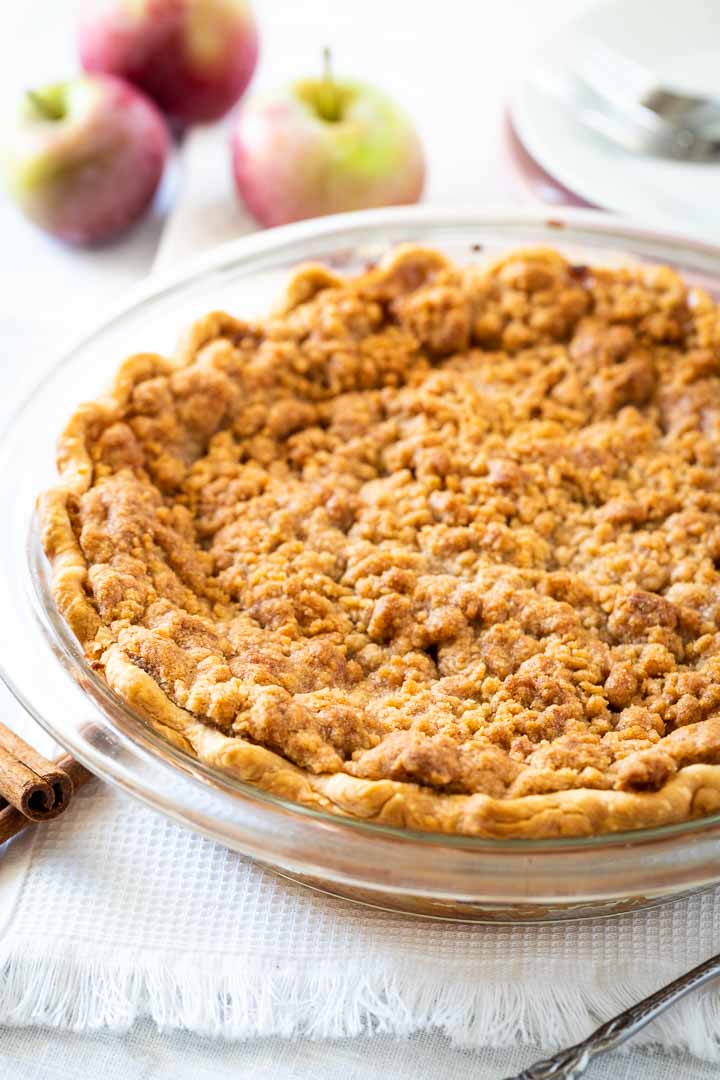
[{"left": 39, "top": 245, "right": 720, "bottom": 837}]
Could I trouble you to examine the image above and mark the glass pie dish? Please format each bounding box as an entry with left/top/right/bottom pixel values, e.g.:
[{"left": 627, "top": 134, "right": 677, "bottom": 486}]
[{"left": 5, "top": 205, "right": 720, "bottom": 923}]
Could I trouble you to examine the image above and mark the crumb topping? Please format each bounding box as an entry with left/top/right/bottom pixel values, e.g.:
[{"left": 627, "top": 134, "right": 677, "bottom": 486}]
[{"left": 59, "top": 247, "right": 720, "bottom": 803}]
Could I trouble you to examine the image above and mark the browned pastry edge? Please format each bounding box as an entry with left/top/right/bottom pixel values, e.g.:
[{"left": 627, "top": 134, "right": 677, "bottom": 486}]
[{"left": 36, "top": 247, "right": 720, "bottom": 840}]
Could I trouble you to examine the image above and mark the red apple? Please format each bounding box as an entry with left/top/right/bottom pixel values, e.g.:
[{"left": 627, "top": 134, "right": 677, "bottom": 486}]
[
  {"left": 2, "top": 74, "right": 170, "bottom": 246},
  {"left": 78, "top": 0, "right": 259, "bottom": 128},
  {"left": 230, "top": 56, "right": 425, "bottom": 227}
]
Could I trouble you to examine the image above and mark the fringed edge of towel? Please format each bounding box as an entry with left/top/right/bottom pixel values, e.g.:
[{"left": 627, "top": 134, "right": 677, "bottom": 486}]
[{"left": 1, "top": 943, "right": 719, "bottom": 1059}]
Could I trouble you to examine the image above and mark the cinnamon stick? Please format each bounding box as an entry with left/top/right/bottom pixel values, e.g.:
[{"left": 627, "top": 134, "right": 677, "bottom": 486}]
[
  {"left": 0, "top": 722, "right": 74, "bottom": 821},
  {"left": 0, "top": 753, "right": 93, "bottom": 844}
]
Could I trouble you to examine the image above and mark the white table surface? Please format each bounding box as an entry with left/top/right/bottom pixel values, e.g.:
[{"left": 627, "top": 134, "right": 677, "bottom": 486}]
[{"left": 1, "top": 2, "right": 710, "bottom": 1077}]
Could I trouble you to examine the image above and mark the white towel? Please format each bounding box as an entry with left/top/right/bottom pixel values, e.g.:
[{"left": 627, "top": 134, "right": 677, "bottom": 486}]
[{"left": 2, "top": 742, "right": 720, "bottom": 1058}]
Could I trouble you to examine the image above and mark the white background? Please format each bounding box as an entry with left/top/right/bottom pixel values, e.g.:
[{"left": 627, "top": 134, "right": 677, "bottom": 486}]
[{"left": 2, "top": 2, "right": 709, "bottom": 1078}]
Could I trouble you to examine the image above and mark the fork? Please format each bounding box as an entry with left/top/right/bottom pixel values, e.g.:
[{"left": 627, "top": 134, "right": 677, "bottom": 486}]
[
  {"left": 503, "top": 950, "right": 720, "bottom": 1079},
  {"left": 530, "top": 64, "right": 720, "bottom": 162},
  {"left": 574, "top": 36, "right": 720, "bottom": 136}
]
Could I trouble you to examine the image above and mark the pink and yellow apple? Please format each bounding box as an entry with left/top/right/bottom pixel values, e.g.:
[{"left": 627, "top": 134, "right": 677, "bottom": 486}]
[
  {"left": 2, "top": 74, "right": 170, "bottom": 245},
  {"left": 230, "top": 66, "right": 425, "bottom": 227},
  {"left": 78, "top": 0, "right": 259, "bottom": 128}
]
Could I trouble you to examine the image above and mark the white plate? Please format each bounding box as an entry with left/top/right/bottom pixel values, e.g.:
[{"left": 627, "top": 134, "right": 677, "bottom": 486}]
[{"left": 510, "top": 0, "right": 720, "bottom": 241}]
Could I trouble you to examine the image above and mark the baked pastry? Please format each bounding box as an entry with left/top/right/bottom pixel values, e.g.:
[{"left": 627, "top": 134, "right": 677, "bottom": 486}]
[{"left": 40, "top": 245, "right": 720, "bottom": 838}]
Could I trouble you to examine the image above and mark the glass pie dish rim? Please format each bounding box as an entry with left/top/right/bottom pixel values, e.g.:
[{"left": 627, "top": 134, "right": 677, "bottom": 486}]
[{"left": 5, "top": 204, "right": 720, "bottom": 911}]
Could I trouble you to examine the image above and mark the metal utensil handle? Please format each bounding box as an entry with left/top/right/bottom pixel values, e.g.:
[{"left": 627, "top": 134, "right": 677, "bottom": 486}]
[{"left": 505, "top": 952, "right": 720, "bottom": 1080}]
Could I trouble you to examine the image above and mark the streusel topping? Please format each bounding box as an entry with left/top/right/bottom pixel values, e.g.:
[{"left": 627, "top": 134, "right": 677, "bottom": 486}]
[{"left": 69, "top": 247, "right": 720, "bottom": 801}]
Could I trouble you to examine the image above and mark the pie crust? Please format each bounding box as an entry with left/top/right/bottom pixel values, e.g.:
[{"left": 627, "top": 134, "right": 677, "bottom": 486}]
[{"left": 39, "top": 245, "right": 720, "bottom": 838}]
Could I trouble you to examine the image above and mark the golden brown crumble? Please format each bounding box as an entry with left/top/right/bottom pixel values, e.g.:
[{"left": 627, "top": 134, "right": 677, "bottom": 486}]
[{"left": 39, "top": 245, "right": 720, "bottom": 836}]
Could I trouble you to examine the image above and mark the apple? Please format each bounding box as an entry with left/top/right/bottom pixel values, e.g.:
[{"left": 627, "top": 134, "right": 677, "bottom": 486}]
[
  {"left": 78, "top": 0, "right": 259, "bottom": 128},
  {"left": 2, "top": 74, "right": 170, "bottom": 245},
  {"left": 230, "top": 54, "right": 425, "bottom": 227}
]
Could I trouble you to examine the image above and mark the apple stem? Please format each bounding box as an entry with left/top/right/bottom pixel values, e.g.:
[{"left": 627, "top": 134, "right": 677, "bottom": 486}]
[
  {"left": 26, "top": 89, "right": 64, "bottom": 121},
  {"left": 323, "top": 46, "right": 333, "bottom": 84},
  {"left": 318, "top": 47, "right": 342, "bottom": 122}
]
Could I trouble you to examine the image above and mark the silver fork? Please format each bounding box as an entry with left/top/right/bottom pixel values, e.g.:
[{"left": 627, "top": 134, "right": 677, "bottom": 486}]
[
  {"left": 574, "top": 36, "right": 720, "bottom": 137},
  {"left": 503, "top": 951, "right": 720, "bottom": 1079},
  {"left": 530, "top": 64, "right": 720, "bottom": 162}
]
